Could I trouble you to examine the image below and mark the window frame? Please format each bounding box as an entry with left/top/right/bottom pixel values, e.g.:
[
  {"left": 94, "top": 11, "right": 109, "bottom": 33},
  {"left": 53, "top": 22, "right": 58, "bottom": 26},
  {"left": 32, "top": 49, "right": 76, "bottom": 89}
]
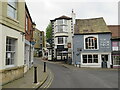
[
  {"left": 58, "top": 37, "right": 64, "bottom": 44},
  {"left": 84, "top": 35, "right": 99, "bottom": 50},
  {"left": 7, "top": 0, "right": 17, "bottom": 20},
  {"left": 57, "top": 37, "right": 67, "bottom": 44},
  {"left": 82, "top": 54, "right": 99, "bottom": 64},
  {"left": 6, "top": 37, "right": 16, "bottom": 66},
  {"left": 25, "top": 15, "right": 28, "bottom": 31}
]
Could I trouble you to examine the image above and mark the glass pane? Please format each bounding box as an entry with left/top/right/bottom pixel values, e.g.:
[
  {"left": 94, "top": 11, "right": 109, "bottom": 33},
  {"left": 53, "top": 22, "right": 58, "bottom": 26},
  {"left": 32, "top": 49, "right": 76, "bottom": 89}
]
[
  {"left": 65, "top": 37, "right": 67, "bottom": 44},
  {"left": 58, "top": 37, "right": 63, "bottom": 44},
  {"left": 64, "top": 20, "right": 67, "bottom": 24},
  {"left": 88, "top": 58, "right": 92, "bottom": 63},
  {"left": 8, "top": 5, "right": 16, "bottom": 19},
  {"left": 83, "top": 55, "right": 87, "bottom": 58},
  {"left": 83, "top": 55, "right": 87, "bottom": 63},
  {"left": 83, "top": 59, "right": 87, "bottom": 63},
  {"left": 8, "top": 0, "right": 17, "bottom": 8},
  {"left": 93, "top": 55, "right": 98, "bottom": 58},
  {"left": 88, "top": 55, "right": 92, "bottom": 58},
  {"left": 94, "top": 59, "right": 98, "bottom": 63},
  {"left": 57, "top": 20, "right": 63, "bottom": 25}
]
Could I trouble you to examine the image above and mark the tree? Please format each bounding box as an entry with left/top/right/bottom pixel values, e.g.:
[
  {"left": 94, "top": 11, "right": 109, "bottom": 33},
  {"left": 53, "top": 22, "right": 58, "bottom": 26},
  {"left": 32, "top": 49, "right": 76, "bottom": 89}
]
[{"left": 46, "top": 23, "right": 52, "bottom": 44}]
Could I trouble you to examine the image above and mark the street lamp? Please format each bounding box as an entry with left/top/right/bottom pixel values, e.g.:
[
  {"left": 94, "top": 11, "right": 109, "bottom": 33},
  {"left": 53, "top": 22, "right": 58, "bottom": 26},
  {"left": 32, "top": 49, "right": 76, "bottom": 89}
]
[{"left": 29, "top": 22, "right": 36, "bottom": 68}]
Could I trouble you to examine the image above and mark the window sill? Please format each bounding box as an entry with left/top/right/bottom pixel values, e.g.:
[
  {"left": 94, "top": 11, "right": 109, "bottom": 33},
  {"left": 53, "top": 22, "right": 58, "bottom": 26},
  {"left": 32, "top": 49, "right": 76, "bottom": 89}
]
[
  {"left": 81, "top": 63, "right": 99, "bottom": 65},
  {"left": 0, "top": 65, "right": 24, "bottom": 72},
  {"left": 84, "top": 49, "right": 99, "bottom": 50},
  {"left": 55, "top": 32, "right": 68, "bottom": 34},
  {"left": 7, "top": 16, "right": 19, "bottom": 23}
]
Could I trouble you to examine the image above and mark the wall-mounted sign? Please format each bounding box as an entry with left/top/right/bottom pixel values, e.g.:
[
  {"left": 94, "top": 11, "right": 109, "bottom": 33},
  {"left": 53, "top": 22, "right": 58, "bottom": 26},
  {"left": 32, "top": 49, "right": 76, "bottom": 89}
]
[
  {"left": 7, "top": 53, "right": 11, "bottom": 58},
  {"left": 77, "top": 48, "right": 82, "bottom": 52},
  {"left": 67, "top": 43, "right": 71, "bottom": 48}
]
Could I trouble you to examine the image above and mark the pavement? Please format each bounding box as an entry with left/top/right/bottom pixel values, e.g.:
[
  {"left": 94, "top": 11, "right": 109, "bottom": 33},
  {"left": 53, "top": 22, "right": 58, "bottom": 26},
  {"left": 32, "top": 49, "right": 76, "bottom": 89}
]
[{"left": 2, "top": 58, "right": 54, "bottom": 89}]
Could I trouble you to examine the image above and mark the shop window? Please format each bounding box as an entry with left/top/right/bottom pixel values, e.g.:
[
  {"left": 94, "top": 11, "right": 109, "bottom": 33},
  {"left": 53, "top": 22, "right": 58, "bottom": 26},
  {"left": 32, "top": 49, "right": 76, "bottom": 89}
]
[
  {"left": 83, "top": 54, "right": 98, "bottom": 63},
  {"left": 113, "top": 55, "right": 120, "bottom": 65}
]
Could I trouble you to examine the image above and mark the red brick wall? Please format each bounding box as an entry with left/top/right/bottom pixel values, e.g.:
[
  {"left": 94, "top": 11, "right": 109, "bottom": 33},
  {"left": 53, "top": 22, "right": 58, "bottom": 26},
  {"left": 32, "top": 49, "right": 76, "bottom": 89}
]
[
  {"left": 108, "top": 25, "right": 120, "bottom": 38},
  {"left": 25, "top": 11, "right": 33, "bottom": 41}
]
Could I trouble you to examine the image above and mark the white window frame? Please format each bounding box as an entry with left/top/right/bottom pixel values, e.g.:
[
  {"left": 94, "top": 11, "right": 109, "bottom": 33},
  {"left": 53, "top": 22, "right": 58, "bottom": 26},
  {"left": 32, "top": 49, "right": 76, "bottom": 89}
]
[
  {"left": 82, "top": 54, "right": 99, "bottom": 64},
  {"left": 7, "top": 0, "right": 17, "bottom": 20},
  {"left": 58, "top": 37, "right": 64, "bottom": 44},
  {"left": 84, "top": 35, "right": 99, "bottom": 50},
  {"left": 57, "top": 37, "right": 67, "bottom": 45},
  {"left": 6, "top": 37, "right": 16, "bottom": 66}
]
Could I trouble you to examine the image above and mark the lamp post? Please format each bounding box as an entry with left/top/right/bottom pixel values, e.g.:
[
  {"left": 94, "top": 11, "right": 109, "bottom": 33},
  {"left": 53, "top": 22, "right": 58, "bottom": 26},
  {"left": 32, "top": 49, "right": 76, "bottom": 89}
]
[{"left": 29, "top": 22, "right": 36, "bottom": 68}]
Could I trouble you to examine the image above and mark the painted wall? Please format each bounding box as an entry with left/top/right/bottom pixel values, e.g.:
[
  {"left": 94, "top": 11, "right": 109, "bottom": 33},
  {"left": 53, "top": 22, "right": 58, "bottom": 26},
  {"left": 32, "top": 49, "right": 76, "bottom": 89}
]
[
  {"left": 0, "top": 1, "right": 25, "bottom": 33},
  {"left": 0, "top": 25, "right": 25, "bottom": 70},
  {"left": 73, "top": 33, "right": 112, "bottom": 66},
  {"left": 0, "top": 24, "right": 25, "bottom": 85}
]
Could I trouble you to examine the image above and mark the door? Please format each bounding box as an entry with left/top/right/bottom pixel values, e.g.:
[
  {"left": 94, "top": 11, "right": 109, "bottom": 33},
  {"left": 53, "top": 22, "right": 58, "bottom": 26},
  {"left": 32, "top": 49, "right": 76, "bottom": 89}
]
[{"left": 101, "top": 55, "right": 108, "bottom": 68}]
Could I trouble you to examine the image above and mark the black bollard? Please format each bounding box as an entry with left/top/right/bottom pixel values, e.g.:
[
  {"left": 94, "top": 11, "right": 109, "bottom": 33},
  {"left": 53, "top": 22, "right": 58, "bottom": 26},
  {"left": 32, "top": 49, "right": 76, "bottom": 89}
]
[
  {"left": 34, "top": 66, "right": 37, "bottom": 83},
  {"left": 44, "top": 62, "right": 46, "bottom": 72}
]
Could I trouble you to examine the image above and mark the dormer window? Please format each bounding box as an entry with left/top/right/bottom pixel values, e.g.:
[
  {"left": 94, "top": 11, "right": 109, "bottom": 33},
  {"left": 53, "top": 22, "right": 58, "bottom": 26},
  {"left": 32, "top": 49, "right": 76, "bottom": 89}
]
[{"left": 84, "top": 35, "right": 98, "bottom": 50}]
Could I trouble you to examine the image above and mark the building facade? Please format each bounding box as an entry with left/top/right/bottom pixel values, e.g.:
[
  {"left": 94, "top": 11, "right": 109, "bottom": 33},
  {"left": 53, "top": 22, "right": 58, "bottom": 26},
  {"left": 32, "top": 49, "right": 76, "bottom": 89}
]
[
  {"left": 40, "top": 31, "right": 45, "bottom": 57},
  {"left": 24, "top": 4, "right": 35, "bottom": 73},
  {"left": 0, "top": 0, "right": 25, "bottom": 85},
  {"left": 108, "top": 25, "right": 120, "bottom": 68},
  {"left": 33, "top": 28, "right": 41, "bottom": 57},
  {"left": 50, "top": 15, "right": 74, "bottom": 61},
  {"left": 73, "top": 17, "right": 112, "bottom": 68}
]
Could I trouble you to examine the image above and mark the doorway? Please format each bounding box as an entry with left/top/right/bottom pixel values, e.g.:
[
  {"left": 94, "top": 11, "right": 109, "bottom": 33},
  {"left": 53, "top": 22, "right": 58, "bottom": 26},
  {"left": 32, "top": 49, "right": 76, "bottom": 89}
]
[{"left": 101, "top": 54, "right": 108, "bottom": 68}]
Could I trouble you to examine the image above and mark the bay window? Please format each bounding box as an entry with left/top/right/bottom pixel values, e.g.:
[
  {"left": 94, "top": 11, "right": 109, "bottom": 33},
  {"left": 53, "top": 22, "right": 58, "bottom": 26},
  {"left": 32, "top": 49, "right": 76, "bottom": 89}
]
[
  {"left": 57, "top": 37, "right": 67, "bottom": 44},
  {"left": 58, "top": 37, "right": 63, "bottom": 44}
]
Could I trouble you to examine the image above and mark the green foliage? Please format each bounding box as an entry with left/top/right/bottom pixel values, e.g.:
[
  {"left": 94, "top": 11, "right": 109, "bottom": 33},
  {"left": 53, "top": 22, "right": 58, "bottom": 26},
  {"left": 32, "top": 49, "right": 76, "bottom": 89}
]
[{"left": 46, "top": 23, "right": 52, "bottom": 43}]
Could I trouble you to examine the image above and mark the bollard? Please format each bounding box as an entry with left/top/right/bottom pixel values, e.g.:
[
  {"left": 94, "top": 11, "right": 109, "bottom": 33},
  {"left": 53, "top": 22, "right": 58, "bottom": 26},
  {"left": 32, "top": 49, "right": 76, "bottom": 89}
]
[
  {"left": 44, "top": 62, "right": 46, "bottom": 72},
  {"left": 34, "top": 66, "right": 37, "bottom": 83}
]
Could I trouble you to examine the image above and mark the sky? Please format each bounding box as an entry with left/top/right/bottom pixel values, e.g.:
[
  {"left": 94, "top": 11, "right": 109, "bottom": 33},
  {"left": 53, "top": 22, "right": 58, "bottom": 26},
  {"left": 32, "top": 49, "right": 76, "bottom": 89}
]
[{"left": 25, "top": 0, "right": 119, "bottom": 34}]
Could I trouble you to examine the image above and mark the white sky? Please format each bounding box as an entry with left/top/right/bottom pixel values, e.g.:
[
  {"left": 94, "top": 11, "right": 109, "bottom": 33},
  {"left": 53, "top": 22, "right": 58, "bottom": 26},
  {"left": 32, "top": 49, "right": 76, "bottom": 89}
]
[{"left": 25, "top": 0, "right": 119, "bottom": 34}]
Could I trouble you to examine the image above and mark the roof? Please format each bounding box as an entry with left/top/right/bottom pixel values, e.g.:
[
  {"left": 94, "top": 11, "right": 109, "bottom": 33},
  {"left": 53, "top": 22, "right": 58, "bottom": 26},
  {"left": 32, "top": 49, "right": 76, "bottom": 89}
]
[
  {"left": 51, "top": 15, "right": 72, "bottom": 21},
  {"left": 108, "top": 25, "right": 120, "bottom": 39},
  {"left": 74, "top": 17, "right": 111, "bottom": 34}
]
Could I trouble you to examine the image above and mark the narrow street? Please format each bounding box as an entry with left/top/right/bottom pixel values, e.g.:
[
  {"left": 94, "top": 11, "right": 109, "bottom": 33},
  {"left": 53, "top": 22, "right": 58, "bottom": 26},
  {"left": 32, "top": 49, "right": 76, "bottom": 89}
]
[{"left": 35, "top": 59, "right": 118, "bottom": 88}]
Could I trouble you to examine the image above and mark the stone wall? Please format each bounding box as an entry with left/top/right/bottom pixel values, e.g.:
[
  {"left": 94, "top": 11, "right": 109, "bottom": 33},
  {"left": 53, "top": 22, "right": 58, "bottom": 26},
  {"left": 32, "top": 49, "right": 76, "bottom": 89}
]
[{"left": 0, "top": 66, "right": 24, "bottom": 85}]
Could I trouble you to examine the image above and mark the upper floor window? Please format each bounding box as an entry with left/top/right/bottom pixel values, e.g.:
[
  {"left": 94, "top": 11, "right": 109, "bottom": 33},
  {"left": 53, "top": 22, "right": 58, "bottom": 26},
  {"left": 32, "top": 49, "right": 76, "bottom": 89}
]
[
  {"left": 85, "top": 36, "right": 97, "bottom": 49},
  {"left": 7, "top": 0, "right": 17, "bottom": 19},
  {"left": 57, "top": 37, "right": 67, "bottom": 44},
  {"left": 40, "top": 32, "right": 42, "bottom": 36},
  {"left": 26, "top": 16, "right": 28, "bottom": 31},
  {"left": 112, "top": 41, "right": 119, "bottom": 51},
  {"left": 57, "top": 19, "right": 67, "bottom": 25},
  {"left": 56, "top": 26, "right": 68, "bottom": 33},
  {"left": 58, "top": 37, "right": 63, "bottom": 44}
]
